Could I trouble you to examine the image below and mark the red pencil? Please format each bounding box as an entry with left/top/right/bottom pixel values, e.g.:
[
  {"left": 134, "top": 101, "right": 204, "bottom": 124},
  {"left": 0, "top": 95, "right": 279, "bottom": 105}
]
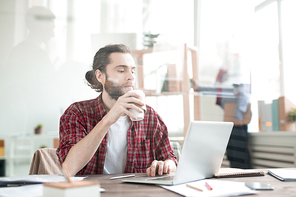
[{"left": 205, "top": 182, "right": 213, "bottom": 190}]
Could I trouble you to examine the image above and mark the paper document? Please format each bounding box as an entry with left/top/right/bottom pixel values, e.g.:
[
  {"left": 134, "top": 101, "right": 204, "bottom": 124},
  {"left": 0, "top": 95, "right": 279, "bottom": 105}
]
[
  {"left": 0, "top": 185, "right": 43, "bottom": 197},
  {"left": 161, "top": 179, "right": 256, "bottom": 197}
]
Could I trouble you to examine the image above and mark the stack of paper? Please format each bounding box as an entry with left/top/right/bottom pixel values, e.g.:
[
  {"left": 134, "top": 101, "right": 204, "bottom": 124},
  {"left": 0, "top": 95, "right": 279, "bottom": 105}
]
[{"left": 0, "top": 175, "right": 86, "bottom": 197}]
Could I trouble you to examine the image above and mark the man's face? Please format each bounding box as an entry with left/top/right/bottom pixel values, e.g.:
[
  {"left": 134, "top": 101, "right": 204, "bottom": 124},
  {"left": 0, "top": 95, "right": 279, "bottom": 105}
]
[{"left": 103, "top": 52, "right": 136, "bottom": 100}]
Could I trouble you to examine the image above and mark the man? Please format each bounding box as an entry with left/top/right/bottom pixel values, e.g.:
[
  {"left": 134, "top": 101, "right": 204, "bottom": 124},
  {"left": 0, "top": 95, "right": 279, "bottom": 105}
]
[{"left": 57, "top": 44, "right": 177, "bottom": 177}]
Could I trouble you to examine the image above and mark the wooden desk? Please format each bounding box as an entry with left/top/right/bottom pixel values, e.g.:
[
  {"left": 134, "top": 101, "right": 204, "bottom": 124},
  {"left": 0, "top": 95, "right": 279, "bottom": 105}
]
[
  {"left": 84, "top": 169, "right": 296, "bottom": 197},
  {"left": 85, "top": 173, "right": 179, "bottom": 197}
]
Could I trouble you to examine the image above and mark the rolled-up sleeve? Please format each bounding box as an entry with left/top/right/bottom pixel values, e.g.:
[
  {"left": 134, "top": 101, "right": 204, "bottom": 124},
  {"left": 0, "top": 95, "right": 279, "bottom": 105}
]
[{"left": 56, "top": 104, "right": 86, "bottom": 165}]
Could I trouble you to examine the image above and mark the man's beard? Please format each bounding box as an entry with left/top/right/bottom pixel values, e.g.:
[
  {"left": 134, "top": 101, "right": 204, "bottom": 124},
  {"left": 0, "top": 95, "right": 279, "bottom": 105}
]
[{"left": 104, "top": 74, "right": 126, "bottom": 100}]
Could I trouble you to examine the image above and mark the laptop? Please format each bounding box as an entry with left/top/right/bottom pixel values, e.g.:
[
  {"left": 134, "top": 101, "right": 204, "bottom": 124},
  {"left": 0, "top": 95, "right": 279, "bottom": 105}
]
[{"left": 122, "top": 121, "right": 234, "bottom": 185}]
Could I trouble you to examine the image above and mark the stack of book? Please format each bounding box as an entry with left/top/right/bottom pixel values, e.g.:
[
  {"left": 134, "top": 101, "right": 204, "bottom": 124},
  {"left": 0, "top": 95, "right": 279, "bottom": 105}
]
[{"left": 258, "top": 96, "right": 296, "bottom": 131}]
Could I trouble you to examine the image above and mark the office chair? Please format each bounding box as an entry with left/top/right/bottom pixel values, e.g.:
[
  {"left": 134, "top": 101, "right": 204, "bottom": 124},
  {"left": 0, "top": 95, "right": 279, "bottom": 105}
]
[
  {"left": 170, "top": 141, "right": 181, "bottom": 162},
  {"left": 29, "top": 148, "right": 62, "bottom": 175},
  {"left": 29, "top": 144, "right": 181, "bottom": 175}
]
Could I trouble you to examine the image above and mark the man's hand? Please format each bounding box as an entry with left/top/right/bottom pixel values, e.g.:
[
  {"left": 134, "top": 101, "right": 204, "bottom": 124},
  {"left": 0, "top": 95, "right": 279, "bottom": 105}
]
[
  {"left": 146, "top": 159, "right": 176, "bottom": 177},
  {"left": 106, "top": 91, "right": 144, "bottom": 123}
]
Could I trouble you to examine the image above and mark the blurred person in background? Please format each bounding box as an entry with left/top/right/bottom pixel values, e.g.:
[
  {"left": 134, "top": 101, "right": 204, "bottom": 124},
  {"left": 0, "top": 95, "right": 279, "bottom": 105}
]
[{"left": 193, "top": 38, "right": 252, "bottom": 169}]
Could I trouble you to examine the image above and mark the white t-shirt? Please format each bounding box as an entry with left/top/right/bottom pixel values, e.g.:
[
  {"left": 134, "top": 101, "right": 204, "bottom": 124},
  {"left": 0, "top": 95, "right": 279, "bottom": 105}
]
[{"left": 103, "top": 115, "right": 131, "bottom": 174}]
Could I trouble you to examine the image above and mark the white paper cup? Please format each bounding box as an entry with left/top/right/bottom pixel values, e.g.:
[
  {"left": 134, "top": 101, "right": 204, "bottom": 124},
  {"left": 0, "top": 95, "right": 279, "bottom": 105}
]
[{"left": 128, "top": 90, "right": 146, "bottom": 121}]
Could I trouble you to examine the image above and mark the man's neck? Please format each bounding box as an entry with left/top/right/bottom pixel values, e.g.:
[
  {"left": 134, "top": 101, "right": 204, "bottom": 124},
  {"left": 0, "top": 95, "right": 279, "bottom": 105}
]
[{"left": 101, "top": 91, "right": 116, "bottom": 112}]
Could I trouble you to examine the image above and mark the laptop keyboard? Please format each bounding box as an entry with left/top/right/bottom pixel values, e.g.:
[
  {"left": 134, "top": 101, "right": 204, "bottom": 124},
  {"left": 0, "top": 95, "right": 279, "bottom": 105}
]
[{"left": 146, "top": 176, "right": 174, "bottom": 181}]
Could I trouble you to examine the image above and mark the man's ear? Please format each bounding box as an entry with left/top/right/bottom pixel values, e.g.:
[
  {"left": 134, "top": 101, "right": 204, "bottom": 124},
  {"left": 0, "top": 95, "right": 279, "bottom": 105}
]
[{"left": 95, "top": 69, "right": 105, "bottom": 84}]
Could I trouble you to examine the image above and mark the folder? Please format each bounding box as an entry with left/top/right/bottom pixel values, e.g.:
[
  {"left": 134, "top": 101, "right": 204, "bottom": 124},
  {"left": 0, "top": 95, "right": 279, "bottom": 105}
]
[{"left": 268, "top": 169, "right": 296, "bottom": 181}]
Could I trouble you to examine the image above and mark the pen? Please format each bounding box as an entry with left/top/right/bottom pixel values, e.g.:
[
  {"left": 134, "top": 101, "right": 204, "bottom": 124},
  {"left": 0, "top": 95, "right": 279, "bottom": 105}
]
[
  {"left": 61, "top": 164, "right": 73, "bottom": 184},
  {"left": 186, "top": 184, "right": 203, "bottom": 192},
  {"left": 110, "top": 174, "right": 136, "bottom": 180},
  {"left": 205, "top": 182, "right": 213, "bottom": 190}
]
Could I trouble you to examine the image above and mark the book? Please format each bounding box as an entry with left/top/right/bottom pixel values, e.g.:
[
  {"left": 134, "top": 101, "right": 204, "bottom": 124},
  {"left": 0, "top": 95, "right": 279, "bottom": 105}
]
[
  {"left": 43, "top": 181, "right": 100, "bottom": 197},
  {"left": 0, "top": 139, "right": 4, "bottom": 157},
  {"left": 278, "top": 96, "right": 296, "bottom": 131},
  {"left": 272, "top": 99, "right": 279, "bottom": 131},
  {"left": 268, "top": 169, "right": 296, "bottom": 181},
  {"left": 258, "top": 100, "right": 263, "bottom": 131},
  {"left": 261, "top": 102, "right": 273, "bottom": 131},
  {"left": 215, "top": 171, "right": 265, "bottom": 178}
]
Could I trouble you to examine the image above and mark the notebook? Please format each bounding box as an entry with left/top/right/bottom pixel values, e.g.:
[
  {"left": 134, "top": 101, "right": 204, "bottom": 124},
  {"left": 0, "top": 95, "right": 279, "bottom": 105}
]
[
  {"left": 215, "top": 171, "right": 265, "bottom": 178},
  {"left": 122, "top": 121, "right": 234, "bottom": 185}
]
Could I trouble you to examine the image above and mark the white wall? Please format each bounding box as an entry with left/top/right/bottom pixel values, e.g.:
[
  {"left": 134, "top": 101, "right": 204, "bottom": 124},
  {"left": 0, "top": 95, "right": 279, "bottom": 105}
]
[{"left": 0, "top": 1, "right": 98, "bottom": 135}]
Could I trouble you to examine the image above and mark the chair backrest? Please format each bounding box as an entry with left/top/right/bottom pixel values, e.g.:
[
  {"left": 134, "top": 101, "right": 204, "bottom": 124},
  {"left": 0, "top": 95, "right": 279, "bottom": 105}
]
[
  {"left": 29, "top": 148, "right": 62, "bottom": 175},
  {"left": 170, "top": 141, "right": 182, "bottom": 162}
]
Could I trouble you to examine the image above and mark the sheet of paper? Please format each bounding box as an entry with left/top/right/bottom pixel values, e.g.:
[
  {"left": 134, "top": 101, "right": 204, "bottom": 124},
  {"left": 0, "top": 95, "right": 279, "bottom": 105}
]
[
  {"left": 161, "top": 180, "right": 256, "bottom": 197},
  {"left": 0, "top": 184, "right": 105, "bottom": 197}
]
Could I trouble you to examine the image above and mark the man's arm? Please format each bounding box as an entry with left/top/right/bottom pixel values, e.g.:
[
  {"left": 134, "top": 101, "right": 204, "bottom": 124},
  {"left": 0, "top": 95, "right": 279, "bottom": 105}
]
[
  {"left": 144, "top": 115, "right": 178, "bottom": 177},
  {"left": 62, "top": 91, "right": 145, "bottom": 176},
  {"left": 62, "top": 116, "right": 111, "bottom": 176}
]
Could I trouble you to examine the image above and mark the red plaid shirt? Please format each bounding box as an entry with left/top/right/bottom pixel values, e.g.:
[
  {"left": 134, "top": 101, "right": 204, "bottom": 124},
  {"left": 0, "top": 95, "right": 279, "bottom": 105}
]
[{"left": 57, "top": 94, "right": 178, "bottom": 175}]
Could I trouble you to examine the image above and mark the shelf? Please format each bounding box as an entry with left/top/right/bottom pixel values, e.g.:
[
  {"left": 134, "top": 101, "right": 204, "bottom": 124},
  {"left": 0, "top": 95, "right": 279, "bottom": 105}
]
[
  {"left": 146, "top": 92, "right": 184, "bottom": 97},
  {"left": 0, "top": 133, "right": 59, "bottom": 176},
  {"left": 133, "top": 44, "right": 199, "bottom": 137},
  {"left": 8, "top": 155, "right": 33, "bottom": 159},
  {"left": 141, "top": 88, "right": 201, "bottom": 97}
]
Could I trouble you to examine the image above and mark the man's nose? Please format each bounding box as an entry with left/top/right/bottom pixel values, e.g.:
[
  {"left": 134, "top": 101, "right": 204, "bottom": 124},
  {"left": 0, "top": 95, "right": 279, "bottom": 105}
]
[{"left": 127, "top": 71, "right": 135, "bottom": 81}]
